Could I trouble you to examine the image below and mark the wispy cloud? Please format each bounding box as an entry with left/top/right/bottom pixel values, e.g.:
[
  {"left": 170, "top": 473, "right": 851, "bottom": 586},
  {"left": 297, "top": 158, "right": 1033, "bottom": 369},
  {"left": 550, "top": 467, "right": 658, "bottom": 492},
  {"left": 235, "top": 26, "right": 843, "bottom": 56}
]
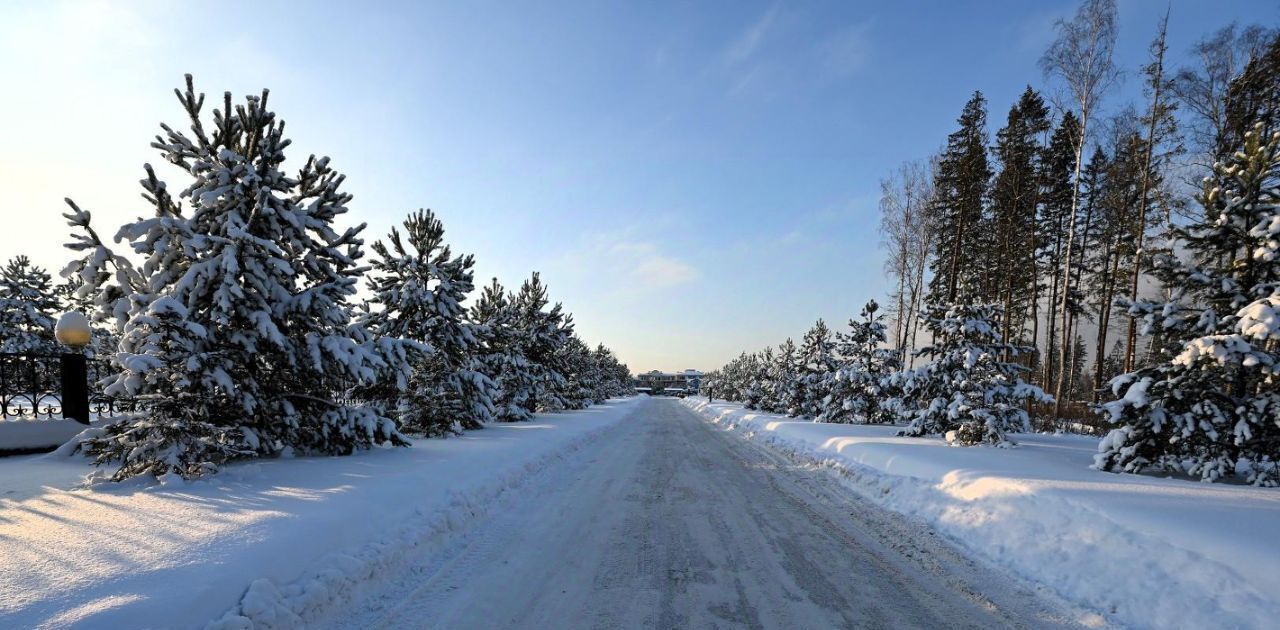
[
  {"left": 722, "top": 4, "right": 780, "bottom": 66},
  {"left": 549, "top": 226, "right": 700, "bottom": 296},
  {"left": 608, "top": 240, "right": 699, "bottom": 289}
]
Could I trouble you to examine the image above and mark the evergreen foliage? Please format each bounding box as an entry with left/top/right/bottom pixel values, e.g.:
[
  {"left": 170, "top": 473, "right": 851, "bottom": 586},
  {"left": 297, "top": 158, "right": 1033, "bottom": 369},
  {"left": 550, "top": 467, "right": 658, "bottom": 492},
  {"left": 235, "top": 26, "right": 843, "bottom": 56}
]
[
  {"left": 1095, "top": 124, "right": 1280, "bottom": 485},
  {"left": 0, "top": 256, "right": 60, "bottom": 354},
  {"left": 895, "top": 303, "right": 1053, "bottom": 446},
  {"left": 820, "top": 301, "right": 901, "bottom": 424},
  {"left": 365, "top": 209, "right": 496, "bottom": 436},
  {"left": 62, "top": 76, "right": 413, "bottom": 479}
]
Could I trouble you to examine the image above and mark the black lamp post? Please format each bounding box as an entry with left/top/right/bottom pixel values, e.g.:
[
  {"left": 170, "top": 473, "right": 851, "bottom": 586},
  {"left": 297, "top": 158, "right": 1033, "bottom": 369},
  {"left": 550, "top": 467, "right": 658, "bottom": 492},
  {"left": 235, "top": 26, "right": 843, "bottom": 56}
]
[{"left": 55, "top": 312, "right": 92, "bottom": 425}]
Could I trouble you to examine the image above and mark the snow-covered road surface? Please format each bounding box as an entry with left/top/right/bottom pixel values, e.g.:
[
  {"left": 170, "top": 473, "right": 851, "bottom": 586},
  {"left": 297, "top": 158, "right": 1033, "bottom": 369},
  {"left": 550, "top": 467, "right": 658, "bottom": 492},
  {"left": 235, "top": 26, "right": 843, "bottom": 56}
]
[{"left": 333, "top": 397, "right": 1082, "bottom": 629}]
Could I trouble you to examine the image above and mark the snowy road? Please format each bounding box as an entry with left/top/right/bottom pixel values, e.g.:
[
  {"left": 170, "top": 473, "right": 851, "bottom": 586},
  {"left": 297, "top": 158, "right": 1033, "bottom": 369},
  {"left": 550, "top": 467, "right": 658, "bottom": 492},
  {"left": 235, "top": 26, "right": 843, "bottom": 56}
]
[{"left": 332, "top": 397, "right": 1081, "bottom": 629}]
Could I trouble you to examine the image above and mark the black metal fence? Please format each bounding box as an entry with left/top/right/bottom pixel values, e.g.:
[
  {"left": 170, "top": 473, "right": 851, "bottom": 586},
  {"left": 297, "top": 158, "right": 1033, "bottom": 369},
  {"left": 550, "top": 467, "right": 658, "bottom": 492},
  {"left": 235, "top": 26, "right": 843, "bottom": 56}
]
[{"left": 0, "top": 352, "right": 140, "bottom": 424}]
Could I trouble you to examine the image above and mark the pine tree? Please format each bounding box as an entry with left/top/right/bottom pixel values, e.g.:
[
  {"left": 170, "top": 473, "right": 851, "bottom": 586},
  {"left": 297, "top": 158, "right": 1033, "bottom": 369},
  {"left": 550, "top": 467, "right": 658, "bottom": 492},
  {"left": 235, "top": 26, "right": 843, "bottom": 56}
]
[
  {"left": 796, "top": 319, "right": 837, "bottom": 418},
  {"left": 555, "top": 335, "right": 597, "bottom": 409},
  {"left": 591, "top": 343, "right": 631, "bottom": 399},
  {"left": 820, "top": 300, "right": 901, "bottom": 424},
  {"left": 771, "top": 339, "right": 800, "bottom": 415},
  {"left": 365, "top": 209, "right": 496, "bottom": 436},
  {"left": 895, "top": 303, "right": 1052, "bottom": 446},
  {"left": 470, "top": 278, "right": 534, "bottom": 422},
  {"left": 0, "top": 256, "right": 61, "bottom": 354},
  {"left": 929, "top": 92, "right": 993, "bottom": 304},
  {"left": 1036, "top": 112, "right": 1081, "bottom": 388},
  {"left": 740, "top": 352, "right": 766, "bottom": 410},
  {"left": 1220, "top": 36, "right": 1280, "bottom": 163},
  {"left": 989, "top": 88, "right": 1050, "bottom": 352},
  {"left": 81, "top": 297, "right": 255, "bottom": 479},
  {"left": 62, "top": 76, "right": 408, "bottom": 480},
  {"left": 1095, "top": 124, "right": 1280, "bottom": 485},
  {"left": 510, "top": 272, "right": 572, "bottom": 413}
]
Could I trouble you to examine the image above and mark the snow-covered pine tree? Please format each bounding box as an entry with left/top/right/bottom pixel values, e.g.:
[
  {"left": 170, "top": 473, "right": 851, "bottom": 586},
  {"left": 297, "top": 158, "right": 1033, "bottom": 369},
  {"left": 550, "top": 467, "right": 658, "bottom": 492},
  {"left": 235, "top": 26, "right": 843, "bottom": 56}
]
[
  {"left": 62, "top": 76, "right": 409, "bottom": 480},
  {"left": 820, "top": 300, "right": 902, "bottom": 424},
  {"left": 754, "top": 347, "right": 777, "bottom": 411},
  {"left": 365, "top": 209, "right": 496, "bottom": 436},
  {"left": 739, "top": 352, "right": 765, "bottom": 410},
  {"left": 470, "top": 278, "right": 535, "bottom": 422},
  {"left": 771, "top": 339, "right": 800, "bottom": 415},
  {"left": 591, "top": 344, "right": 631, "bottom": 399},
  {"left": 895, "top": 302, "right": 1052, "bottom": 446},
  {"left": 511, "top": 272, "right": 572, "bottom": 412},
  {"left": 0, "top": 256, "right": 61, "bottom": 354},
  {"left": 796, "top": 319, "right": 838, "bottom": 418},
  {"left": 555, "top": 335, "right": 597, "bottom": 409},
  {"left": 79, "top": 297, "right": 258, "bottom": 478},
  {"left": 1095, "top": 123, "right": 1280, "bottom": 485}
]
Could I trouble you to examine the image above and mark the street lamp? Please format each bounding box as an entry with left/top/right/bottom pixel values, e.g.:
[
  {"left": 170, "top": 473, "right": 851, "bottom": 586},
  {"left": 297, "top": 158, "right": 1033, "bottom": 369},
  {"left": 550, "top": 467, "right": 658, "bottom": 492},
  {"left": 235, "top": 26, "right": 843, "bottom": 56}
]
[
  {"left": 55, "top": 311, "right": 92, "bottom": 424},
  {"left": 55, "top": 311, "right": 93, "bottom": 349}
]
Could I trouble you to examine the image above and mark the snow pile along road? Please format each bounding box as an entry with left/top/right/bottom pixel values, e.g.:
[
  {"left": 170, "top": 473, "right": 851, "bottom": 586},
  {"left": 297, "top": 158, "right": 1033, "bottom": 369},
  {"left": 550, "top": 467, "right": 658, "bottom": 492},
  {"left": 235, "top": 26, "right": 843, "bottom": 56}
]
[
  {"left": 0, "top": 397, "right": 643, "bottom": 629},
  {"left": 682, "top": 397, "right": 1280, "bottom": 630}
]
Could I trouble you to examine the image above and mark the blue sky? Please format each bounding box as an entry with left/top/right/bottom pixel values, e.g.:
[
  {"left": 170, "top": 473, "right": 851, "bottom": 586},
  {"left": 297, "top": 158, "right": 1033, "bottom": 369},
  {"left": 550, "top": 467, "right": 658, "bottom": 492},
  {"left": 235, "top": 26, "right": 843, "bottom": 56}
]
[{"left": 1, "top": 0, "right": 1275, "bottom": 372}]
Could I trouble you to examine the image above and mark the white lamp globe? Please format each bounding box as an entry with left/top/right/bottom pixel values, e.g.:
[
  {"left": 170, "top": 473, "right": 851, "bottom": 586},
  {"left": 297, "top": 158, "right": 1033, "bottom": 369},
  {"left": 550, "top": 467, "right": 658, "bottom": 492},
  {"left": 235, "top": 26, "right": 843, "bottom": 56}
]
[{"left": 55, "top": 311, "right": 93, "bottom": 348}]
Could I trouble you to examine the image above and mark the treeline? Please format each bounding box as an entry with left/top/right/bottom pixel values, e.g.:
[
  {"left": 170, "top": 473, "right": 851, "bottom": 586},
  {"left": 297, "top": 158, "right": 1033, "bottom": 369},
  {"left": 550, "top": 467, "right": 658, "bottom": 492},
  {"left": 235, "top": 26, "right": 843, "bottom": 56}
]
[
  {"left": 705, "top": 0, "right": 1280, "bottom": 485},
  {"left": 1, "top": 76, "right": 633, "bottom": 481},
  {"left": 702, "top": 301, "right": 1049, "bottom": 447}
]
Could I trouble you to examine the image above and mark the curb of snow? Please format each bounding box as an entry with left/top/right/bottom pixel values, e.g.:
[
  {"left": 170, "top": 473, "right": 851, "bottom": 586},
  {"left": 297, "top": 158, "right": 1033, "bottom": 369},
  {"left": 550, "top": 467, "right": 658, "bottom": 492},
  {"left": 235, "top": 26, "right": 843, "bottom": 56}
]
[
  {"left": 681, "top": 398, "right": 1278, "bottom": 630},
  {"left": 206, "top": 407, "right": 637, "bottom": 630}
]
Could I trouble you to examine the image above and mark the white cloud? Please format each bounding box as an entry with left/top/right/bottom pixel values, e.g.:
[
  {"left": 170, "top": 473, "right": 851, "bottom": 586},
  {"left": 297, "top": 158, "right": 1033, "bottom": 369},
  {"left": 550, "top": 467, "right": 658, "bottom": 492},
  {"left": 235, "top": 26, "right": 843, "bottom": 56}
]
[{"left": 608, "top": 241, "right": 699, "bottom": 289}]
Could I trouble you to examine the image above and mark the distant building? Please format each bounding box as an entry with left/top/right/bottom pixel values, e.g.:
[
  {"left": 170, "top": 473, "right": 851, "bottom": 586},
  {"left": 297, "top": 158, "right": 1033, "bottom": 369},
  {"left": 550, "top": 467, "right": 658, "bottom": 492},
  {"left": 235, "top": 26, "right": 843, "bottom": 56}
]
[{"left": 634, "top": 369, "right": 702, "bottom": 393}]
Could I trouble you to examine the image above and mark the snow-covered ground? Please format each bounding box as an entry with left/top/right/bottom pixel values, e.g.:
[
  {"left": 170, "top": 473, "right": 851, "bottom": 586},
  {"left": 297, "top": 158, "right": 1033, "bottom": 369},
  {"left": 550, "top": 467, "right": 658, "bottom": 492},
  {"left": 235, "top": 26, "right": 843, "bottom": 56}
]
[
  {"left": 0, "top": 397, "right": 643, "bottom": 629},
  {"left": 682, "top": 397, "right": 1280, "bottom": 630},
  {"left": 0, "top": 417, "right": 89, "bottom": 453}
]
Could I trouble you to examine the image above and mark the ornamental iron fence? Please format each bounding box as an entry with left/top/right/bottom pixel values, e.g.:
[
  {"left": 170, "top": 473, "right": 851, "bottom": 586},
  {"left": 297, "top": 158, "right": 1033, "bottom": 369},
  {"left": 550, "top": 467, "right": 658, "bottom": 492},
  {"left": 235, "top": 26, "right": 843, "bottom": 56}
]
[{"left": 0, "top": 352, "right": 139, "bottom": 424}]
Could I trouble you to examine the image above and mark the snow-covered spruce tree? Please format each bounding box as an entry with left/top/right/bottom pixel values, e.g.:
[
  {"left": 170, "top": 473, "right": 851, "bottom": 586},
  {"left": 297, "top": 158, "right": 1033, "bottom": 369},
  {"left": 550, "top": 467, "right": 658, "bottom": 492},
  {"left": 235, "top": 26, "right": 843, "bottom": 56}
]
[
  {"left": 511, "top": 273, "right": 572, "bottom": 412},
  {"left": 820, "top": 300, "right": 902, "bottom": 424},
  {"left": 796, "top": 319, "right": 838, "bottom": 418},
  {"left": 470, "top": 278, "right": 535, "bottom": 422},
  {"left": 1095, "top": 124, "right": 1280, "bottom": 485},
  {"left": 364, "top": 209, "right": 496, "bottom": 436},
  {"left": 0, "top": 256, "right": 61, "bottom": 354},
  {"left": 61, "top": 76, "right": 409, "bottom": 480},
  {"left": 895, "top": 302, "right": 1051, "bottom": 446}
]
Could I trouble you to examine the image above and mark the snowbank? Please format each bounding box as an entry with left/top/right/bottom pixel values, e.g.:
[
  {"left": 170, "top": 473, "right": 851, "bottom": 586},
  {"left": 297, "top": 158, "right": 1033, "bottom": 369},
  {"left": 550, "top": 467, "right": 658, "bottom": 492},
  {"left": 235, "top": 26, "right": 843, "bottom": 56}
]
[
  {"left": 682, "top": 397, "right": 1280, "bottom": 630},
  {"left": 0, "top": 397, "right": 644, "bottom": 629},
  {"left": 0, "top": 418, "right": 90, "bottom": 453}
]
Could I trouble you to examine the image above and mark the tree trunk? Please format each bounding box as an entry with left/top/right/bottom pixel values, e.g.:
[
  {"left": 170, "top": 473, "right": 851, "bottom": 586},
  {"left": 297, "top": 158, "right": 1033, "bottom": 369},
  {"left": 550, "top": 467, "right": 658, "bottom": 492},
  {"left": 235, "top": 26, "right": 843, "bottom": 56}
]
[
  {"left": 1054, "top": 109, "right": 1089, "bottom": 419},
  {"left": 1123, "top": 15, "right": 1169, "bottom": 373}
]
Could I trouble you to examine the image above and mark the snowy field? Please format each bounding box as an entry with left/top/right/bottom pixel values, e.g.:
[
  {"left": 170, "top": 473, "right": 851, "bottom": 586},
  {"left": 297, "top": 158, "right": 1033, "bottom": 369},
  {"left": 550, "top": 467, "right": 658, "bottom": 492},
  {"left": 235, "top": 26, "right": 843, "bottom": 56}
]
[
  {"left": 682, "top": 397, "right": 1280, "bottom": 630},
  {"left": 0, "top": 397, "right": 643, "bottom": 629}
]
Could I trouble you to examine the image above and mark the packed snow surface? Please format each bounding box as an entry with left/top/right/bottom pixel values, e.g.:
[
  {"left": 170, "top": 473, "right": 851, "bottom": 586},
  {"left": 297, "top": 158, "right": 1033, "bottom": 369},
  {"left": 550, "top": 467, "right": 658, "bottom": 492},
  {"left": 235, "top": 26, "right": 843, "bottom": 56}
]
[
  {"left": 330, "top": 397, "right": 1081, "bottom": 629},
  {"left": 682, "top": 397, "right": 1280, "bottom": 630},
  {"left": 0, "top": 398, "right": 642, "bottom": 629}
]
